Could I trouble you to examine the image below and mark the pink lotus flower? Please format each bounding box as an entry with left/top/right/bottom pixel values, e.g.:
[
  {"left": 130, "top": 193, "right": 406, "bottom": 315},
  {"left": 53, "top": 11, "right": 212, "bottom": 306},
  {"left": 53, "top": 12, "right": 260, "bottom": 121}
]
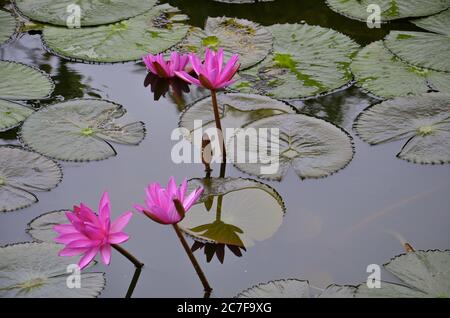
[
  {"left": 175, "top": 48, "right": 240, "bottom": 90},
  {"left": 54, "top": 192, "right": 132, "bottom": 269},
  {"left": 143, "top": 52, "right": 190, "bottom": 78},
  {"left": 134, "top": 177, "right": 204, "bottom": 225}
]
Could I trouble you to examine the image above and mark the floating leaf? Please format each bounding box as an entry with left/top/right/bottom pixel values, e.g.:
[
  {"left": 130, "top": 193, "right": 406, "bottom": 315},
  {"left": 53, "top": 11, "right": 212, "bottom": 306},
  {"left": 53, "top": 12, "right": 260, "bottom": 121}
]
[
  {"left": 178, "top": 17, "right": 272, "bottom": 69},
  {"left": 325, "top": 0, "right": 450, "bottom": 22},
  {"left": 0, "top": 10, "right": 16, "bottom": 45},
  {"left": 42, "top": 4, "right": 189, "bottom": 63},
  {"left": 385, "top": 31, "right": 450, "bottom": 73},
  {"left": 351, "top": 41, "right": 450, "bottom": 99},
  {"left": 0, "top": 146, "right": 62, "bottom": 212},
  {"left": 0, "top": 60, "right": 54, "bottom": 100},
  {"left": 0, "top": 242, "right": 105, "bottom": 298},
  {"left": 27, "top": 210, "right": 67, "bottom": 242},
  {"left": 231, "top": 113, "right": 354, "bottom": 181},
  {"left": 179, "top": 178, "right": 285, "bottom": 248},
  {"left": 356, "top": 250, "right": 450, "bottom": 298},
  {"left": 15, "top": 0, "right": 158, "bottom": 27},
  {"left": 354, "top": 93, "right": 450, "bottom": 164},
  {"left": 413, "top": 9, "right": 450, "bottom": 35},
  {"left": 19, "top": 99, "right": 145, "bottom": 162},
  {"left": 234, "top": 24, "right": 359, "bottom": 99},
  {"left": 0, "top": 100, "right": 34, "bottom": 132},
  {"left": 237, "top": 279, "right": 355, "bottom": 298},
  {"left": 179, "top": 93, "right": 296, "bottom": 142}
]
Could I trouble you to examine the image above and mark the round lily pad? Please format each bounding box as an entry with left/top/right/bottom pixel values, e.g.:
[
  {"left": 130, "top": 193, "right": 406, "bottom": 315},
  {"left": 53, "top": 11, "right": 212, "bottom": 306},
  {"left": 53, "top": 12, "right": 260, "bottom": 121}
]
[
  {"left": 0, "top": 60, "right": 54, "bottom": 100},
  {"left": 237, "top": 279, "right": 355, "bottom": 298},
  {"left": 42, "top": 4, "right": 190, "bottom": 63},
  {"left": 356, "top": 250, "right": 450, "bottom": 298},
  {"left": 326, "top": 0, "right": 450, "bottom": 22},
  {"left": 0, "top": 10, "right": 16, "bottom": 45},
  {"left": 179, "top": 93, "right": 296, "bottom": 144},
  {"left": 413, "top": 9, "right": 450, "bottom": 35},
  {"left": 19, "top": 99, "right": 146, "bottom": 162},
  {"left": 385, "top": 31, "right": 450, "bottom": 73},
  {"left": 231, "top": 113, "right": 354, "bottom": 181},
  {"left": 26, "top": 210, "right": 68, "bottom": 242},
  {"left": 351, "top": 41, "right": 450, "bottom": 99},
  {"left": 14, "top": 0, "right": 158, "bottom": 27},
  {"left": 354, "top": 93, "right": 450, "bottom": 164},
  {"left": 0, "top": 242, "right": 105, "bottom": 298},
  {"left": 178, "top": 16, "right": 273, "bottom": 69},
  {"left": 0, "top": 100, "right": 34, "bottom": 132},
  {"left": 0, "top": 146, "right": 62, "bottom": 213},
  {"left": 179, "top": 178, "right": 285, "bottom": 248},
  {"left": 234, "top": 23, "right": 359, "bottom": 99}
]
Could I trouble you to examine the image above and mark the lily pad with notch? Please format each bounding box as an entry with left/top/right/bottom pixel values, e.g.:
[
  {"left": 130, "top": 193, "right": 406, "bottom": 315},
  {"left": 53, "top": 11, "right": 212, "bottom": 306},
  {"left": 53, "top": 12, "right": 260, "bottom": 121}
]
[
  {"left": 19, "top": 99, "right": 146, "bottom": 162},
  {"left": 0, "top": 100, "right": 34, "bottom": 132},
  {"left": 351, "top": 41, "right": 450, "bottom": 99},
  {"left": 354, "top": 93, "right": 450, "bottom": 164},
  {"left": 231, "top": 113, "right": 354, "bottom": 181},
  {"left": 0, "top": 242, "right": 105, "bottom": 298},
  {"left": 26, "top": 210, "right": 68, "bottom": 242},
  {"left": 178, "top": 178, "right": 285, "bottom": 248},
  {"left": 0, "top": 146, "right": 62, "bottom": 213},
  {"left": 42, "top": 4, "right": 190, "bottom": 63}
]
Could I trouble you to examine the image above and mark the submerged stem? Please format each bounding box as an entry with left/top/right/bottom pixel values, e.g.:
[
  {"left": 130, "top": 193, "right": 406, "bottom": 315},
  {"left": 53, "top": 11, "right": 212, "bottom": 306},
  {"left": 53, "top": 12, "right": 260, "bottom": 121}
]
[{"left": 111, "top": 244, "right": 144, "bottom": 298}]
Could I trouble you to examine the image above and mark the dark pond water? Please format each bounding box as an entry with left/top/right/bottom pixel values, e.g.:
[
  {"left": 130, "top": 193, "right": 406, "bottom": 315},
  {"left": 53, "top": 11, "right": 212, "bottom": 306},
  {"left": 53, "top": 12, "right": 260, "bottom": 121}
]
[{"left": 0, "top": 0, "right": 449, "bottom": 298}]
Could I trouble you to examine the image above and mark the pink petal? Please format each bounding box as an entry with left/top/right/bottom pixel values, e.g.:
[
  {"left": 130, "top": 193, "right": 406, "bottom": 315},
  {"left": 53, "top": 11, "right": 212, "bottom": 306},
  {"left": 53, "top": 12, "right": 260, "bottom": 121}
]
[
  {"left": 189, "top": 54, "right": 203, "bottom": 76},
  {"left": 53, "top": 224, "right": 77, "bottom": 234},
  {"left": 108, "top": 232, "right": 130, "bottom": 244},
  {"left": 98, "top": 192, "right": 111, "bottom": 227},
  {"left": 67, "top": 239, "right": 97, "bottom": 249},
  {"left": 219, "top": 54, "right": 239, "bottom": 83},
  {"left": 100, "top": 244, "right": 111, "bottom": 265},
  {"left": 175, "top": 71, "right": 201, "bottom": 86},
  {"left": 167, "top": 176, "right": 177, "bottom": 198},
  {"left": 59, "top": 246, "right": 89, "bottom": 257},
  {"left": 78, "top": 247, "right": 99, "bottom": 270},
  {"left": 143, "top": 55, "right": 158, "bottom": 74},
  {"left": 110, "top": 211, "right": 133, "bottom": 233},
  {"left": 183, "top": 187, "right": 204, "bottom": 211},
  {"left": 54, "top": 233, "right": 87, "bottom": 244},
  {"left": 133, "top": 204, "right": 146, "bottom": 213}
]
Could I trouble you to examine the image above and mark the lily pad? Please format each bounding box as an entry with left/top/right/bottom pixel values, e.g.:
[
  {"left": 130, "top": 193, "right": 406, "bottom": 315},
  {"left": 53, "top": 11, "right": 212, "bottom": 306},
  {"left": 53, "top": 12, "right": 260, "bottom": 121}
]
[
  {"left": 42, "top": 4, "right": 190, "bottom": 63},
  {"left": 26, "top": 210, "right": 67, "bottom": 242},
  {"left": 0, "top": 10, "right": 16, "bottom": 45},
  {"left": 0, "top": 242, "right": 105, "bottom": 298},
  {"left": 179, "top": 93, "right": 296, "bottom": 143},
  {"left": 178, "top": 17, "right": 273, "bottom": 69},
  {"left": 385, "top": 31, "right": 450, "bottom": 73},
  {"left": 325, "top": 0, "right": 450, "bottom": 22},
  {"left": 356, "top": 250, "right": 450, "bottom": 298},
  {"left": 234, "top": 24, "right": 359, "bottom": 99},
  {"left": 0, "top": 60, "right": 54, "bottom": 100},
  {"left": 354, "top": 93, "right": 450, "bottom": 164},
  {"left": 237, "top": 279, "right": 355, "bottom": 298},
  {"left": 351, "top": 41, "right": 450, "bottom": 99},
  {"left": 231, "top": 113, "right": 354, "bottom": 181},
  {"left": 179, "top": 178, "right": 285, "bottom": 248},
  {"left": 19, "top": 99, "right": 146, "bottom": 162},
  {"left": 0, "top": 100, "right": 34, "bottom": 132},
  {"left": 14, "top": 0, "right": 158, "bottom": 27},
  {"left": 0, "top": 146, "right": 62, "bottom": 213},
  {"left": 413, "top": 9, "right": 450, "bottom": 35}
]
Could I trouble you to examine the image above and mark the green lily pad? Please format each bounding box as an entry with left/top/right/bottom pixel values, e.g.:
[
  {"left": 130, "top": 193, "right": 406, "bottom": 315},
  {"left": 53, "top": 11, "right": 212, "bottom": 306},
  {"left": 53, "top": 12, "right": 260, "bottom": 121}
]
[
  {"left": 178, "top": 17, "right": 273, "bottom": 69},
  {"left": 351, "top": 41, "right": 450, "bottom": 99},
  {"left": 0, "top": 60, "right": 54, "bottom": 100},
  {"left": 385, "top": 31, "right": 450, "bottom": 73},
  {"left": 237, "top": 279, "right": 355, "bottom": 298},
  {"left": 413, "top": 9, "right": 450, "bottom": 35},
  {"left": 354, "top": 93, "right": 450, "bottom": 164},
  {"left": 19, "top": 99, "right": 146, "bottom": 162},
  {"left": 0, "top": 10, "right": 16, "bottom": 45},
  {"left": 325, "top": 0, "right": 450, "bottom": 22},
  {"left": 0, "top": 242, "right": 105, "bottom": 298},
  {"left": 356, "top": 250, "right": 450, "bottom": 298},
  {"left": 179, "top": 178, "right": 285, "bottom": 248},
  {"left": 179, "top": 93, "right": 296, "bottom": 143},
  {"left": 231, "top": 113, "right": 354, "bottom": 181},
  {"left": 0, "top": 100, "right": 34, "bottom": 132},
  {"left": 42, "top": 4, "right": 190, "bottom": 63},
  {"left": 234, "top": 24, "right": 359, "bottom": 99},
  {"left": 0, "top": 146, "right": 62, "bottom": 213},
  {"left": 14, "top": 0, "right": 158, "bottom": 27},
  {"left": 26, "top": 210, "right": 68, "bottom": 242}
]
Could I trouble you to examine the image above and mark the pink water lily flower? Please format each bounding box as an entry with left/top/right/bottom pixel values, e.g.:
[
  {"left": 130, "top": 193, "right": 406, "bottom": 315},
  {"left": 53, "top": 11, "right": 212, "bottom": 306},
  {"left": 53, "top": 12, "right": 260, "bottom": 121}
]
[
  {"left": 143, "top": 52, "right": 190, "bottom": 78},
  {"left": 175, "top": 48, "right": 240, "bottom": 90},
  {"left": 134, "top": 177, "right": 204, "bottom": 225},
  {"left": 54, "top": 192, "right": 132, "bottom": 269}
]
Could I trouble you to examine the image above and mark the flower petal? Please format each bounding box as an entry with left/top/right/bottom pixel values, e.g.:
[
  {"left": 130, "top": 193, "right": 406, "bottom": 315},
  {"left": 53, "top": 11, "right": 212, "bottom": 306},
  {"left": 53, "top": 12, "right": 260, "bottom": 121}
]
[
  {"left": 175, "top": 71, "right": 201, "bottom": 86},
  {"left": 100, "top": 244, "right": 111, "bottom": 265},
  {"left": 109, "top": 232, "right": 130, "bottom": 244},
  {"left": 111, "top": 211, "right": 133, "bottom": 233},
  {"left": 78, "top": 247, "right": 99, "bottom": 270}
]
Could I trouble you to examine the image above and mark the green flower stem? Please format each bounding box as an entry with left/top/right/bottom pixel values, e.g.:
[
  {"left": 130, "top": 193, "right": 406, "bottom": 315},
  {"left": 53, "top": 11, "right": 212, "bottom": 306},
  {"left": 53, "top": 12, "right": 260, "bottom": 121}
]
[
  {"left": 210, "top": 90, "right": 227, "bottom": 168},
  {"left": 111, "top": 244, "right": 144, "bottom": 298}
]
